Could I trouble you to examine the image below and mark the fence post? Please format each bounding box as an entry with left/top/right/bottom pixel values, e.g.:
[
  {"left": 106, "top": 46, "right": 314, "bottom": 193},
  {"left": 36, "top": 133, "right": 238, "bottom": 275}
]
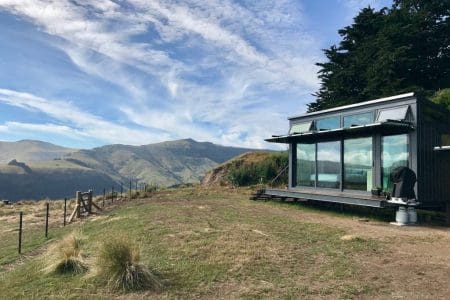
[
  {"left": 120, "top": 182, "right": 123, "bottom": 199},
  {"left": 111, "top": 186, "right": 114, "bottom": 203},
  {"left": 135, "top": 180, "right": 138, "bottom": 193},
  {"left": 88, "top": 190, "right": 93, "bottom": 214},
  {"left": 18, "top": 211, "right": 23, "bottom": 254},
  {"left": 76, "top": 191, "right": 81, "bottom": 218},
  {"left": 103, "top": 188, "right": 106, "bottom": 207},
  {"left": 63, "top": 198, "right": 67, "bottom": 226},
  {"left": 129, "top": 180, "right": 132, "bottom": 199},
  {"left": 45, "top": 203, "right": 49, "bottom": 238}
]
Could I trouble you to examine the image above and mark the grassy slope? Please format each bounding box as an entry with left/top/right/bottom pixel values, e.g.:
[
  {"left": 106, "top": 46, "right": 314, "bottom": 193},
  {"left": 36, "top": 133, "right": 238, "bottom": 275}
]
[
  {"left": 202, "top": 151, "right": 287, "bottom": 187},
  {"left": 0, "top": 187, "right": 448, "bottom": 299}
]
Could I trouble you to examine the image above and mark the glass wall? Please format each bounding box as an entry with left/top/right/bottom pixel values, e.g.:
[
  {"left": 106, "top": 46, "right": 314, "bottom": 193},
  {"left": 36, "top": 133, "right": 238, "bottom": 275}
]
[
  {"left": 382, "top": 134, "right": 408, "bottom": 191},
  {"left": 296, "top": 143, "right": 316, "bottom": 187},
  {"left": 317, "top": 141, "right": 341, "bottom": 188},
  {"left": 344, "top": 137, "right": 373, "bottom": 190}
]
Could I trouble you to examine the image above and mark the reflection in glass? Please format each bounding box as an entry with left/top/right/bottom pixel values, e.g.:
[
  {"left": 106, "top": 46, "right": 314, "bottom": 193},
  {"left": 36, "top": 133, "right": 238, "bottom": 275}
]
[
  {"left": 382, "top": 134, "right": 408, "bottom": 190},
  {"left": 296, "top": 143, "right": 315, "bottom": 187},
  {"left": 377, "top": 106, "right": 409, "bottom": 122},
  {"left": 316, "top": 116, "right": 340, "bottom": 131},
  {"left": 290, "top": 122, "right": 312, "bottom": 134},
  {"left": 343, "top": 112, "right": 373, "bottom": 128},
  {"left": 317, "top": 141, "right": 340, "bottom": 188},
  {"left": 344, "top": 137, "right": 373, "bottom": 190}
]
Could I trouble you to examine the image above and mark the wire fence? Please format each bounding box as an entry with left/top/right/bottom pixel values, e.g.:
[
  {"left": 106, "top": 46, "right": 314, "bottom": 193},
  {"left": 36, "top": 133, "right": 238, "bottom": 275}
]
[{"left": 1, "top": 179, "right": 155, "bottom": 256}]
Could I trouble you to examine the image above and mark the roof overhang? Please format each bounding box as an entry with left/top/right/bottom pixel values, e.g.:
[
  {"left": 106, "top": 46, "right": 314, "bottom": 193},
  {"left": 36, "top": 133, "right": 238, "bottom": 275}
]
[
  {"left": 288, "top": 92, "right": 415, "bottom": 120},
  {"left": 266, "top": 121, "right": 414, "bottom": 144}
]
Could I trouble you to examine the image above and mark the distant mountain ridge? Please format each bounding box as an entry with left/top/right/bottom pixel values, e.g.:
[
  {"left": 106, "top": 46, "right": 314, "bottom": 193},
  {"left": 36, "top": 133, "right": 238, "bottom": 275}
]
[
  {"left": 0, "top": 139, "right": 75, "bottom": 163},
  {"left": 0, "top": 139, "right": 259, "bottom": 201}
]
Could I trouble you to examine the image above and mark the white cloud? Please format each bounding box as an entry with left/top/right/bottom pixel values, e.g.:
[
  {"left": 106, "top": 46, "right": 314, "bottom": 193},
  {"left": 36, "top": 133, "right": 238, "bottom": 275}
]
[
  {"left": 0, "top": 88, "right": 171, "bottom": 145},
  {"left": 0, "top": 0, "right": 321, "bottom": 148}
]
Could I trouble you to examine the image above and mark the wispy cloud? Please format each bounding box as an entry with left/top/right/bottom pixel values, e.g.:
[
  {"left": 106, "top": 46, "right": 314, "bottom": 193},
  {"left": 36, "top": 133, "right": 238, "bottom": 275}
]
[
  {"left": 0, "top": 88, "right": 171, "bottom": 145},
  {"left": 0, "top": 0, "right": 321, "bottom": 148}
]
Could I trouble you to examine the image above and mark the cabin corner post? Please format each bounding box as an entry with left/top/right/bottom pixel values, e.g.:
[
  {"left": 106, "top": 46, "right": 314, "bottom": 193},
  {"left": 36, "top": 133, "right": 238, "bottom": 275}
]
[
  {"left": 446, "top": 203, "right": 450, "bottom": 226},
  {"left": 288, "top": 143, "right": 296, "bottom": 189}
]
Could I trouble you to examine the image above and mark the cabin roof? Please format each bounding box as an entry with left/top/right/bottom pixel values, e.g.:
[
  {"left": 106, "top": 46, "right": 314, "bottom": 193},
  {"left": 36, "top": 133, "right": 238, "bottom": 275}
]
[{"left": 288, "top": 92, "right": 415, "bottom": 120}]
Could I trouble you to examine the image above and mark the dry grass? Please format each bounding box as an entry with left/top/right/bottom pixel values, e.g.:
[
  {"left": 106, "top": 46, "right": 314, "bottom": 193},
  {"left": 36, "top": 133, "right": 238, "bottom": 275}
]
[
  {"left": 96, "top": 235, "right": 161, "bottom": 291},
  {"left": 46, "top": 232, "right": 87, "bottom": 274},
  {"left": 1, "top": 187, "right": 449, "bottom": 299}
]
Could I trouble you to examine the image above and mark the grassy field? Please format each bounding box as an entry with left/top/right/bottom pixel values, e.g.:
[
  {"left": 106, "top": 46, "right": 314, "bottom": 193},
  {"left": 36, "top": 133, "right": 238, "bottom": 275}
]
[{"left": 0, "top": 187, "right": 449, "bottom": 299}]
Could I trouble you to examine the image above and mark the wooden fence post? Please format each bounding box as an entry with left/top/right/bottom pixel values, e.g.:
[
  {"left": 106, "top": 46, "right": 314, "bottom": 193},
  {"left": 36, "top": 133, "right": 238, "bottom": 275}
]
[
  {"left": 63, "top": 198, "right": 67, "bottom": 226},
  {"left": 18, "top": 211, "right": 23, "bottom": 254},
  {"left": 45, "top": 203, "right": 49, "bottom": 238},
  {"left": 88, "top": 190, "right": 93, "bottom": 214},
  {"left": 103, "top": 188, "right": 106, "bottom": 207},
  {"left": 111, "top": 186, "right": 114, "bottom": 203},
  {"left": 76, "top": 191, "right": 81, "bottom": 218},
  {"left": 120, "top": 182, "right": 123, "bottom": 199},
  {"left": 129, "top": 180, "right": 132, "bottom": 199}
]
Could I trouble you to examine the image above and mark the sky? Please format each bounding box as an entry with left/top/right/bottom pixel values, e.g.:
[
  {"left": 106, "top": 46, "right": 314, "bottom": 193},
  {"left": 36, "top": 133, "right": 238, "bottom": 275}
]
[{"left": 0, "top": 0, "right": 392, "bottom": 149}]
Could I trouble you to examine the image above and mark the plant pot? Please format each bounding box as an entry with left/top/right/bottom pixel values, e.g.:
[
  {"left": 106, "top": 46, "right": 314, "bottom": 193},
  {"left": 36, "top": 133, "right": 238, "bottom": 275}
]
[{"left": 371, "top": 189, "right": 382, "bottom": 196}]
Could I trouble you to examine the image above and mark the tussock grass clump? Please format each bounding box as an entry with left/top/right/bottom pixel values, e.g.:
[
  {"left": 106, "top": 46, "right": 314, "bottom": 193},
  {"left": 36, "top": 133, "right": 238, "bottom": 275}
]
[
  {"left": 49, "top": 233, "right": 87, "bottom": 274},
  {"left": 96, "top": 236, "right": 161, "bottom": 291}
]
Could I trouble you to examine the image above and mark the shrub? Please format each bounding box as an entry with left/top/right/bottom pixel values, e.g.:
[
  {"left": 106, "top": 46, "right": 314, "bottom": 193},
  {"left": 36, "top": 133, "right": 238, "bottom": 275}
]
[
  {"left": 228, "top": 152, "right": 288, "bottom": 187},
  {"left": 48, "top": 233, "right": 87, "bottom": 274},
  {"left": 96, "top": 236, "right": 161, "bottom": 291}
]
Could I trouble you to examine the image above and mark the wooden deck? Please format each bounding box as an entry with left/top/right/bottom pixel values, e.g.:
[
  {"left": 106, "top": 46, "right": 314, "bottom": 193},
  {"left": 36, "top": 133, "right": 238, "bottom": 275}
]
[{"left": 256, "top": 188, "right": 387, "bottom": 208}]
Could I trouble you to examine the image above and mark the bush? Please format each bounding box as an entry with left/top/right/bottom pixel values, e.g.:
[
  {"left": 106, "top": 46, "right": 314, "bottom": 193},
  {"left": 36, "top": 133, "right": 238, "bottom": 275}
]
[
  {"left": 228, "top": 152, "right": 288, "bottom": 187},
  {"left": 48, "top": 233, "right": 87, "bottom": 274},
  {"left": 96, "top": 235, "right": 161, "bottom": 291}
]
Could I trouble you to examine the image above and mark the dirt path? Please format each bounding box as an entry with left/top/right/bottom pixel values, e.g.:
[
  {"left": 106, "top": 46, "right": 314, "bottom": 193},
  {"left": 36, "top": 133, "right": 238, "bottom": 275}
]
[{"left": 257, "top": 201, "right": 450, "bottom": 299}]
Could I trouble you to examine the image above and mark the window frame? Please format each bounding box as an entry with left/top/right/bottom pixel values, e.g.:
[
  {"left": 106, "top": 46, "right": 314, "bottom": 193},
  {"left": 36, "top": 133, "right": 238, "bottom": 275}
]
[
  {"left": 289, "top": 121, "right": 313, "bottom": 135},
  {"left": 376, "top": 105, "right": 410, "bottom": 122}
]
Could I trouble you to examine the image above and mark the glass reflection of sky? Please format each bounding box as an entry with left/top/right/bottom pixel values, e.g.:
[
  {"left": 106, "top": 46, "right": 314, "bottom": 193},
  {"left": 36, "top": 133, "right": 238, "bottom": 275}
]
[
  {"left": 296, "top": 143, "right": 315, "bottom": 187},
  {"left": 382, "top": 134, "right": 408, "bottom": 190},
  {"left": 316, "top": 116, "right": 340, "bottom": 131},
  {"left": 344, "top": 137, "right": 372, "bottom": 190},
  {"left": 343, "top": 112, "right": 373, "bottom": 127},
  {"left": 317, "top": 141, "right": 340, "bottom": 188}
]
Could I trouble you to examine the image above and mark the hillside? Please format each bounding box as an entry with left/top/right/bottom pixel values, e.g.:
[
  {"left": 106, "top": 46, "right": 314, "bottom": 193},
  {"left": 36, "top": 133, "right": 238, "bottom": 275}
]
[
  {"left": 0, "top": 140, "right": 75, "bottom": 163},
  {"left": 202, "top": 151, "right": 288, "bottom": 187},
  {"left": 1, "top": 187, "right": 449, "bottom": 299},
  {"left": 0, "top": 139, "right": 257, "bottom": 201}
]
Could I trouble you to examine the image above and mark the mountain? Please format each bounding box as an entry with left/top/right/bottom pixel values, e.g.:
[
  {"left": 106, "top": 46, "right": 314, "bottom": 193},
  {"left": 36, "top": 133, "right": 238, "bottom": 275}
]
[
  {"left": 0, "top": 140, "right": 75, "bottom": 163},
  {"left": 0, "top": 139, "right": 258, "bottom": 201}
]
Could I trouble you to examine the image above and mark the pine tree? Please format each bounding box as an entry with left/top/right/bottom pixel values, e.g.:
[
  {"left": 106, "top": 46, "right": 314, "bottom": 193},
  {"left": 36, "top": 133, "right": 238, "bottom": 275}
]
[{"left": 308, "top": 0, "right": 450, "bottom": 112}]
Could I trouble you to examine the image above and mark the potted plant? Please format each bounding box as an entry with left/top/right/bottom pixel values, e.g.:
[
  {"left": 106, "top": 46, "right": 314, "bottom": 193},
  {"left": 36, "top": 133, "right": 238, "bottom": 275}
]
[{"left": 371, "top": 186, "right": 382, "bottom": 196}]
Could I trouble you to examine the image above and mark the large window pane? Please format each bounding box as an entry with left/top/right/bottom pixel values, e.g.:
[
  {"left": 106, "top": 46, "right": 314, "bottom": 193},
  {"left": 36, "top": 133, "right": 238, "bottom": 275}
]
[
  {"left": 316, "top": 116, "right": 340, "bottom": 131},
  {"left": 343, "top": 112, "right": 373, "bottom": 128},
  {"left": 317, "top": 141, "right": 340, "bottom": 188},
  {"left": 296, "top": 143, "right": 315, "bottom": 187},
  {"left": 344, "top": 137, "right": 373, "bottom": 191},
  {"left": 382, "top": 134, "right": 408, "bottom": 191}
]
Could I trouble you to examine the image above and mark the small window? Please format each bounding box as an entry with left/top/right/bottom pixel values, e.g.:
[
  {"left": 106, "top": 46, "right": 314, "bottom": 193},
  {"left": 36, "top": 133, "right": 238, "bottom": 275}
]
[
  {"left": 377, "top": 106, "right": 410, "bottom": 122},
  {"left": 289, "top": 122, "right": 312, "bottom": 134},
  {"left": 343, "top": 112, "right": 373, "bottom": 127},
  {"left": 316, "top": 116, "right": 340, "bottom": 131},
  {"left": 442, "top": 134, "right": 450, "bottom": 146}
]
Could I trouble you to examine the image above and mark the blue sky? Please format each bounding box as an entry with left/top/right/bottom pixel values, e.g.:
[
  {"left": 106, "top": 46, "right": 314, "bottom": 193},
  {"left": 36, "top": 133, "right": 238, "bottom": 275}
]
[{"left": 0, "top": 0, "right": 392, "bottom": 149}]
